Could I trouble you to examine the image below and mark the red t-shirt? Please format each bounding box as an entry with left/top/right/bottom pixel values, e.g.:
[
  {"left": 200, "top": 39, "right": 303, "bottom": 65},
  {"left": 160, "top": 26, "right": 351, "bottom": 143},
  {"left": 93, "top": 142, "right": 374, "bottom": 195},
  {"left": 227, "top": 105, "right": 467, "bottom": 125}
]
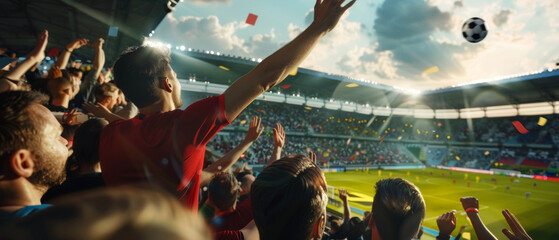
[
  {"left": 99, "top": 95, "right": 229, "bottom": 211},
  {"left": 210, "top": 197, "right": 253, "bottom": 232}
]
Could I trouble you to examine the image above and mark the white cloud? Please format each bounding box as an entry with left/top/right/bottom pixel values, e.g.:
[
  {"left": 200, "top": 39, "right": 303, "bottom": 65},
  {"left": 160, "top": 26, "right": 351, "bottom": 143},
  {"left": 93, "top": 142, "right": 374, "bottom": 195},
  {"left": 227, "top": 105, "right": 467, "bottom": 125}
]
[{"left": 186, "top": 0, "right": 231, "bottom": 5}]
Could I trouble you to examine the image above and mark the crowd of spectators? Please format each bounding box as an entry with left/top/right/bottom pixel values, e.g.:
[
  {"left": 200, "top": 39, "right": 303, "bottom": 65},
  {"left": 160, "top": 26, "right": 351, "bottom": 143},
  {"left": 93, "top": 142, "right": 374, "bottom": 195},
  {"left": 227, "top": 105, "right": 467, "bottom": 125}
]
[
  {"left": 219, "top": 97, "right": 559, "bottom": 145},
  {"left": 0, "top": 1, "right": 539, "bottom": 239}
]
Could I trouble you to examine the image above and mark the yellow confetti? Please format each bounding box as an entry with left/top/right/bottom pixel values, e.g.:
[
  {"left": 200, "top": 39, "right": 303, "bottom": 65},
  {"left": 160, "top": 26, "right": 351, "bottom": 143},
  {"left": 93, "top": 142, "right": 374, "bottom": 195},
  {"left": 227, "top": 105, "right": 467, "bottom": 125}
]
[
  {"left": 538, "top": 117, "right": 548, "bottom": 126},
  {"left": 398, "top": 136, "right": 402, "bottom": 140},
  {"left": 485, "top": 151, "right": 490, "bottom": 156},
  {"left": 422, "top": 66, "right": 439, "bottom": 75},
  {"left": 219, "top": 65, "right": 230, "bottom": 71},
  {"left": 240, "top": 120, "right": 247, "bottom": 125},
  {"left": 346, "top": 83, "right": 359, "bottom": 87}
]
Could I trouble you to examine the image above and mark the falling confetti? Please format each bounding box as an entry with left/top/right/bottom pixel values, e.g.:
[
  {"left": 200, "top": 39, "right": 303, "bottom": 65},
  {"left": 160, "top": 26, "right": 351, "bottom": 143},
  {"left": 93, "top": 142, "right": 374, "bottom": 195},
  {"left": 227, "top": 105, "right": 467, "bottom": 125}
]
[
  {"left": 512, "top": 121, "right": 529, "bottom": 134},
  {"left": 246, "top": 13, "right": 258, "bottom": 25},
  {"left": 538, "top": 117, "right": 547, "bottom": 126}
]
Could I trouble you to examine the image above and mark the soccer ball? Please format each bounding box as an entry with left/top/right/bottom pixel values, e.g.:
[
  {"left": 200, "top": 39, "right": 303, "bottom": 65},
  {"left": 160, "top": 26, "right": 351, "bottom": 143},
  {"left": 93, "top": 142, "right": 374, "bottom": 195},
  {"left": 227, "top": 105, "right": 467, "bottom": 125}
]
[{"left": 462, "top": 17, "right": 488, "bottom": 43}]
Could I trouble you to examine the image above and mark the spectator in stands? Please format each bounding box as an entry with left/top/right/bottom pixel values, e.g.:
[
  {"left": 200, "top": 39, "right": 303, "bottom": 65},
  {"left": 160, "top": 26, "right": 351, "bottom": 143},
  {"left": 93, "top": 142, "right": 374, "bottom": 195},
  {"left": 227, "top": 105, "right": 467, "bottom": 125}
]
[
  {"left": 99, "top": 0, "right": 355, "bottom": 212},
  {"left": 251, "top": 154, "right": 327, "bottom": 240},
  {"left": 113, "top": 89, "right": 139, "bottom": 118},
  {"left": 41, "top": 118, "right": 108, "bottom": 203},
  {"left": 45, "top": 67, "right": 73, "bottom": 112},
  {"left": 200, "top": 116, "right": 264, "bottom": 222},
  {"left": 0, "top": 30, "right": 48, "bottom": 93},
  {"left": 328, "top": 189, "right": 351, "bottom": 239},
  {"left": 364, "top": 178, "right": 425, "bottom": 240},
  {"left": 72, "top": 38, "right": 106, "bottom": 108},
  {"left": 0, "top": 186, "right": 212, "bottom": 240},
  {"left": 236, "top": 171, "right": 254, "bottom": 202},
  {"left": 207, "top": 172, "right": 253, "bottom": 232},
  {"left": 82, "top": 83, "right": 138, "bottom": 122},
  {"left": 0, "top": 91, "right": 69, "bottom": 224},
  {"left": 93, "top": 83, "right": 119, "bottom": 112}
]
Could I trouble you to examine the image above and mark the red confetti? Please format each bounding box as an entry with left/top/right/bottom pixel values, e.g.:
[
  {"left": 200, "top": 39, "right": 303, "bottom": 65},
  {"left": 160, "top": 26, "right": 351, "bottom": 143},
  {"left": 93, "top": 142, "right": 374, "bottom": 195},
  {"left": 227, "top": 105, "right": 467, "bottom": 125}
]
[
  {"left": 246, "top": 13, "right": 258, "bottom": 25},
  {"left": 281, "top": 84, "right": 291, "bottom": 89},
  {"left": 257, "top": 109, "right": 264, "bottom": 113},
  {"left": 512, "top": 121, "right": 529, "bottom": 134}
]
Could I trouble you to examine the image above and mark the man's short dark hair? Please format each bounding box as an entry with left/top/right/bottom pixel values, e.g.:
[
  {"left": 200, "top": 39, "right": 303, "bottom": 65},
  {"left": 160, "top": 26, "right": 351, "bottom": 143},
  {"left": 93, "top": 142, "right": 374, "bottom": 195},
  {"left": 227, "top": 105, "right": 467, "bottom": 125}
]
[
  {"left": 112, "top": 46, "right": 171, "bottom": 108},
  {"left": 251, "top": 154, "right": 328, "bottom": 240},
  {"left": 0, "top": 91, "right": 48, "bottom": 164},
  {"left": 236, "top": 171, "right": 253, "bottom": 187},
  {"left": 94, "top": 82, "right": 119, "bottom": 103},
  {"left": 208, "top": 172, "right": 239, "bottom": 211},
  {"left": 372, "top": 178, "right": 425, "bottom": 240},
  {"left": 66, "top": 118, "right": 108, "bottom": 177},
  {"left": 65, "top": 67, "right": 83, "bottom": 78}
]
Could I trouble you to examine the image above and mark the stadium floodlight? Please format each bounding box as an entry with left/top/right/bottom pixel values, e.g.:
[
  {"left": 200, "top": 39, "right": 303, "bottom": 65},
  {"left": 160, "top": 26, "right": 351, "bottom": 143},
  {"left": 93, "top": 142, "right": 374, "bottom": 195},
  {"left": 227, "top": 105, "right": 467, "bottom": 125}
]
[
  {"left": 460, "top": 108, "right": 485, "bottom": 119},
  {"left": 518, "top": 102, "right": 554, "bottom": 116},
  {"left": 485, "top": 105, "right": 517, "bottom": 118},
  {"left": 435, "top": 109, "right": 459, "bottom": 119}
]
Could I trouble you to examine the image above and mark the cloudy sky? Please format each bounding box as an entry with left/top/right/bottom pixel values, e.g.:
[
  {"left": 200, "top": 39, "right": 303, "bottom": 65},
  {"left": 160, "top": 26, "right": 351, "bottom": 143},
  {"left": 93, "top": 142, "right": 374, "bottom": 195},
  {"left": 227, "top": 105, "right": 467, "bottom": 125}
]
[{"left": 152, "top": 0, "right": 559, "bottom": 90}]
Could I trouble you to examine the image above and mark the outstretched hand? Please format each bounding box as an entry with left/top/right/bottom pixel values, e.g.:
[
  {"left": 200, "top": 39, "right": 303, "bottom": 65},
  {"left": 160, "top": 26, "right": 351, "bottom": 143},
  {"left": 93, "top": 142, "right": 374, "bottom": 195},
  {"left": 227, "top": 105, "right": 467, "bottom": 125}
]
[
  {"left": 245, "top": 116, "right": 264, "bottom": 142},
  {"left": 27, "top": 30, "right": 48, "bottom": 63},
  {"left": 273, "top": 123, "right": 285, "bottom": 148},
  {"left": 312, "top": 0, "right": 357, "bottom": 33},
  {"left": 339, "top": 188, "right": 348, "bottom": 202},
  {"left": 437, "top": 210, "right": 457, "bottom": 236},
  {"left": 308, "top": 151, "right": 316, "bottom": 163},
  {"left": 67, "top": 38, "right": 89, "bottom": 51},
  {"left": 502, "top": 209, "right": 532, "bottom": 240},
  {"left": 91, "top": 38, "right": 105, "bottom": 49},
  {"left": 460, "top": 196, "right": 479, "bottom": 211}
]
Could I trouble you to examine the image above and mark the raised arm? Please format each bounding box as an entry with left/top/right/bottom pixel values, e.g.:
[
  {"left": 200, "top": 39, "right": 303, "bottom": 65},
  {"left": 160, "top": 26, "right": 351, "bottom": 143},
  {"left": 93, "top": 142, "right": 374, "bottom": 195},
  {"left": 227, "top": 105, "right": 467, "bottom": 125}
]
[
  {"left": 223, "top": 0, "right": 356, "bottom": 121},
  {"left": 339, "top": 189, "right": 350, "bottom": 221},
  {"left": 54, "top": 38, "right": 88, "bottom": 70},
  {"left": 460, "top": 197, "right": 497, "bottom": 240},
  {"left": 201, "top": 116, "right": 263, "bottom": 186},
  {"left": 82, "top": 102, "right": 124, "bottom": 123},
  {"left": 91, "top": 38, "right": 105, "bottom": 79},
  {"left": 4, "top": 30, "right": 48, "bottom": 81},
  {"left": 269, "top": 123, "right": 285, "bottom": 165}
]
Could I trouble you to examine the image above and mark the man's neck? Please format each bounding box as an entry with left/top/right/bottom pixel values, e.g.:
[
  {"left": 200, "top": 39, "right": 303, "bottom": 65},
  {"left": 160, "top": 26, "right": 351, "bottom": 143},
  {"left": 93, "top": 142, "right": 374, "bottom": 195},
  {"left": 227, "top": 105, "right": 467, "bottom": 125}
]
[
  {"left": 138, "top": 98, "right": 176, "bottom": 115},
  {"left": 0, "top": 180, "right": 44, "bottom": 211}
]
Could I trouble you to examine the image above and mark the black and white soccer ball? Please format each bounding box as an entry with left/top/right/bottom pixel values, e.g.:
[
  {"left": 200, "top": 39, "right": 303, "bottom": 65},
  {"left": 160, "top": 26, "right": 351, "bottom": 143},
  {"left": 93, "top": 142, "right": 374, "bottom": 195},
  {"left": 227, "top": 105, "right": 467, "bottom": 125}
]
[{"left": 462, "top": 17, "right": 488, "bottom": 43}]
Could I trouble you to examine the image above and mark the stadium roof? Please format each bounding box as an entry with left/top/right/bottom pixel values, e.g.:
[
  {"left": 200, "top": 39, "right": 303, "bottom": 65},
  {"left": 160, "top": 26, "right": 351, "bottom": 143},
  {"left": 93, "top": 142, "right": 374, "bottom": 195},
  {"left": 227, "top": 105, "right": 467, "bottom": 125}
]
[
  {"left": 0, "top": 0, "right": 174, "bottom": 64},
  {"left": 171, "top": 49, "right": 559, "bottom": 111}
]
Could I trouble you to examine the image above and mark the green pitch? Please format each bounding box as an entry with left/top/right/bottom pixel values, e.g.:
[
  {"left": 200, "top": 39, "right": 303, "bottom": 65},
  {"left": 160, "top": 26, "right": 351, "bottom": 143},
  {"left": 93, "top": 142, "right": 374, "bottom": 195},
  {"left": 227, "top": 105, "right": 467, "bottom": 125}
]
[{"left": 325, "top": 168, "right": 559, "bottom": 240}]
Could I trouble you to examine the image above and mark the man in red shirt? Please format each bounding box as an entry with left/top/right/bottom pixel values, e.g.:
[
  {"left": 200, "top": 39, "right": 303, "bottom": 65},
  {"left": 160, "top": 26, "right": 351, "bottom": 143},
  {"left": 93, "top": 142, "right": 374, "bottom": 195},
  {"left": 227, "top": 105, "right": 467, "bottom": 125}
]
[{"left": 99, "top": 0, "right": 356, "bottom": 211}]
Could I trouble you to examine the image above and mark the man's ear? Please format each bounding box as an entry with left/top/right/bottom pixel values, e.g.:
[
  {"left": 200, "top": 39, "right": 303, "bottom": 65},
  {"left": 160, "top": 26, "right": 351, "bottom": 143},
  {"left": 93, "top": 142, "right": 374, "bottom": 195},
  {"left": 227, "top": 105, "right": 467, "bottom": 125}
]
[
  {"left": 99, "top": 96, "right": 111, "bottom": 105},
  {"left": 62, "top": 87, "right": 71, "bottom": 96},
  {"left": 10, "top": 149, "right": 35, "bottom": 178},
  {"left": 161, "top": 77, "right": 173, "bottom": 93}
]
